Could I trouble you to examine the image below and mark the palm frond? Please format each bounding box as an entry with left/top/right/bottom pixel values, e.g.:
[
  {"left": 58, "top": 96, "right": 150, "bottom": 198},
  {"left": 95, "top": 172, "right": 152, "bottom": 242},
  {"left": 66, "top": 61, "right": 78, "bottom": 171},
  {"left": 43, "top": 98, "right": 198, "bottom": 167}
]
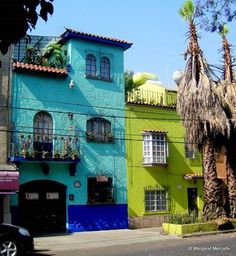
[
  {"left": 178, "top": 0, "right": 195, "bottom": 22},
  {"left": 219, "top": 24, "right": 229, "bottom": 39}
]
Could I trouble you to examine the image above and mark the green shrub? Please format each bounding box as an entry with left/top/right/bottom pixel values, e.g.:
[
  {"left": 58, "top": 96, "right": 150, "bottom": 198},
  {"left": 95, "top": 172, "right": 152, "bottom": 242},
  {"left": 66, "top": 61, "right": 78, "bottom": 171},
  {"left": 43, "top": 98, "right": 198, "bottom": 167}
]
[
  {"left": 166, "top": 213, "right": 205, "bottom": 224},
  {"left": 182, "top": 222, "right": 218, "bottom": 234}
]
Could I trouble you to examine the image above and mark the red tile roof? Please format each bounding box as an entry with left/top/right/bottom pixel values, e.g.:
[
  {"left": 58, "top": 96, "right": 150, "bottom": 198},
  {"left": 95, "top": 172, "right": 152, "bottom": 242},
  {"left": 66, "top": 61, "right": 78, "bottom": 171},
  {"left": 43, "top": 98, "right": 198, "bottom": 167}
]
[
  {"left": 142, "top": 130, "right": 167, "bottom": 134},
  {"left": 60, "top": 28, "right": 132, "bottom": 50},
  {"left": 13, "top": 62, "right": 68, "bottom": 77},
  {"left": 184, "top": 174, "right": 203, "bottom": 180},
  {"left": 126, "top": 101, "right": 176, "bottom": 108}
]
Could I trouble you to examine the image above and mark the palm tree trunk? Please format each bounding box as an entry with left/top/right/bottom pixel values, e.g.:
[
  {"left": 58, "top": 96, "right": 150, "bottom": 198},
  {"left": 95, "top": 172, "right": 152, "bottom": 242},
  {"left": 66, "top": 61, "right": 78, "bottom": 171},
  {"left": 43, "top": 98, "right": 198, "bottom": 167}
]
[
  {"left": 223, "top": 37, "right": 234, "bottom": 83},
  {"left": 226, "top": 131, "right": 236, "bottom": 217},
  {"left": 202, "top": 137, "right": 226, "bottom": 220},
  {"left": 220, "top": 36, "right": 236, "bottom": 218}
]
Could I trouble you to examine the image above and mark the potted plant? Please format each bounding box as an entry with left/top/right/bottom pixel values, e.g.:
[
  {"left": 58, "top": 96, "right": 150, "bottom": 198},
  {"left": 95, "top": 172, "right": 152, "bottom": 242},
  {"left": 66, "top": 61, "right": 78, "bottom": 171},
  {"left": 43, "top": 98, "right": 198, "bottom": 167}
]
[
  {"left": 21, "top": 148, "right": 29, "bottom": 158},
  {"left": 71, "top": 151, "right": 79, "bottom": 160},
  {"left": 86, "top": 131, "right": 96, "bottom": 142},
  {"left": 42, "top": 151, "right": 50, "bottom": 159},
  {"left": 106, "top": 132, "right": 114, "bottom": 142},
  {"left": 53, "top": 150, "right": 61, "bottom": 159},
  {"left": 20, "top": 134, "right": 32, "bottom": 158},
  {"left": 32, "top": 150, "right": 41, "bottom": 159}
]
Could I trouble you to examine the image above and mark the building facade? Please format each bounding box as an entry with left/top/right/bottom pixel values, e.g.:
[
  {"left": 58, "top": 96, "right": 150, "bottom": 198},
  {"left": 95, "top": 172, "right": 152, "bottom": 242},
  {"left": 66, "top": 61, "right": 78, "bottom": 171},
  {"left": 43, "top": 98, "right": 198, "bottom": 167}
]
[
  {"left": 9, "top": 29, "right": 132, "bottom": 233},
  {"left": 0, "top": 49, "right": 19, "bottom": 224},
  {"left": 126, "top": 80, "right": 204, "bottom": 228}
]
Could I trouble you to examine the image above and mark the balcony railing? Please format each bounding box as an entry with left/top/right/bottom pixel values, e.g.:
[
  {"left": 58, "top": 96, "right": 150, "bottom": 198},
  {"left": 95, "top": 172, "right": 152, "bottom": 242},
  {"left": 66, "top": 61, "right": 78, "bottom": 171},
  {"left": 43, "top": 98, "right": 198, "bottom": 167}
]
[
  {"left": 127, "top": 89, "right": 177, "bottom": 106},
  {"left": 86, "top": 131, "right": 114, "bottom": 143},
  {"left": 9, "top": 133, "right": 80, "bottom": 162}
]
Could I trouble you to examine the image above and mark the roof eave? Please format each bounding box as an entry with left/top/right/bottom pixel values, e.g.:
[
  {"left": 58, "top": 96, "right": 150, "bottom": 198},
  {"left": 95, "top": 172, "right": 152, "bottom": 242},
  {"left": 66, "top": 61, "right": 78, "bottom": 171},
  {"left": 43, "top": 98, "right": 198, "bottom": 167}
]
[
  {"left": 61, "top": 31, "right": 132, "bottom": 50},
  {"left": 12, "top": 62, "right": 68, "bottom": 78}
]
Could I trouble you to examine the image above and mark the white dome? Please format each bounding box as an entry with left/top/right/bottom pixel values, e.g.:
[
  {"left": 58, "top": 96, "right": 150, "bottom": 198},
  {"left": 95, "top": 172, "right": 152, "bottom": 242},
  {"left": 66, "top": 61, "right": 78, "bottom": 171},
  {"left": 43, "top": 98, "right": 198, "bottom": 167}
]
[{"left": 173, "top": 70, "right": 183, "bottom": 85}]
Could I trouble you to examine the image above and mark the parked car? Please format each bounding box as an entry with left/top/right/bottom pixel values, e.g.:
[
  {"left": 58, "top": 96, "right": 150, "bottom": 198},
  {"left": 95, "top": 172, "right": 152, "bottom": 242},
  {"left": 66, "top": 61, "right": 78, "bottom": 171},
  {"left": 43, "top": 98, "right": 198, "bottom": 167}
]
[{"left": 0, "top": 223, "right": 34, "bottom": 256}]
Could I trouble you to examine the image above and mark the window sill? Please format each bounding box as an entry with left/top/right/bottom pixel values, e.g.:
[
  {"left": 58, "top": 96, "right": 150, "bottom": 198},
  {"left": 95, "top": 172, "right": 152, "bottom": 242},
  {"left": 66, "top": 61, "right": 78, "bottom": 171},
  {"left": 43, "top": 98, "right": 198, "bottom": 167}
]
[
  {"left": 87, "top": 201, "right": 115, "bottom": 205},
  {"left": 143, "top": 163, "right": 168, "bottom": 167},
  {"left": 85, "top": 74, "right": 113, "bottom": 82},
  {"left": 143, "top": 211, "right": 171, "bottom": 215},
  {"left": 86, "top": 138, "right": 114, "bottom": 144}
]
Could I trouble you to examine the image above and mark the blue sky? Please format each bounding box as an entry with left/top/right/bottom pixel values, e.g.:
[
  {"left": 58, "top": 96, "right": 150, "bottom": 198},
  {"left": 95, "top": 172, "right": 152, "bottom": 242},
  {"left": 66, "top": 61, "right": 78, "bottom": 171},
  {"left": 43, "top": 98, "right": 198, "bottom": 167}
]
[{"left": 31, "top": 0, "right": 236, "bottom": 88}]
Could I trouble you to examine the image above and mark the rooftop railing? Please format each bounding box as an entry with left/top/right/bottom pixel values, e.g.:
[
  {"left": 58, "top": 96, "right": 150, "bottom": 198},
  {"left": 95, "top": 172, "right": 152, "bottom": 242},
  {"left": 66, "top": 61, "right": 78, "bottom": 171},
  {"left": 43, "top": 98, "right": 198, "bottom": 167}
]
[{"left": 127, "top": 89, "right": 177, "bottom": 106}]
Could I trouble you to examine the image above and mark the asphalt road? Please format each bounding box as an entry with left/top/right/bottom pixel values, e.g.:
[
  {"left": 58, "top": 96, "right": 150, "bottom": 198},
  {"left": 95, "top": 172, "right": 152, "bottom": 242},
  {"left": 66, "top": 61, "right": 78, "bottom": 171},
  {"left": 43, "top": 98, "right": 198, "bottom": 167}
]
[{"left": 29, "top": 231, "right": 236, "bottom": 256}]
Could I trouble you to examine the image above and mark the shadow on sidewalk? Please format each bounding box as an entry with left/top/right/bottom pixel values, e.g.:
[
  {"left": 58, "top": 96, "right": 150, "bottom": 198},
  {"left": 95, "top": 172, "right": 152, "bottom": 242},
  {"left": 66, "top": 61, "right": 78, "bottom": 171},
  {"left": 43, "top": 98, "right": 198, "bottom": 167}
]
[
  {"left": 34, "top": 232, "right": 73, "bottom": 238},
  {"left": 29, "top": 249, "right": 55, "bottom": 256}
]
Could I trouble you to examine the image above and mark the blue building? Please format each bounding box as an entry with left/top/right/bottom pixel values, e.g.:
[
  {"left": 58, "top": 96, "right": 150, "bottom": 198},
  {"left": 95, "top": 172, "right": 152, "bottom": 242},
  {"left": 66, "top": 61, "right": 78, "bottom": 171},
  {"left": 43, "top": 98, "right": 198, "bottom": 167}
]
[{"left": 10, "top": 29, "right": 132, "bottom": 233}]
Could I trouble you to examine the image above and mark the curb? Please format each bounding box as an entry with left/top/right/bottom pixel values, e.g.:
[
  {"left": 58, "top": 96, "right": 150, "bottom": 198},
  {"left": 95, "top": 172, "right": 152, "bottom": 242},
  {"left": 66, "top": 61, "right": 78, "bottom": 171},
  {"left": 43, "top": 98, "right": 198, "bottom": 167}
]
[{"left": 182, "top": 228, "right": 236, "bottom": 238}]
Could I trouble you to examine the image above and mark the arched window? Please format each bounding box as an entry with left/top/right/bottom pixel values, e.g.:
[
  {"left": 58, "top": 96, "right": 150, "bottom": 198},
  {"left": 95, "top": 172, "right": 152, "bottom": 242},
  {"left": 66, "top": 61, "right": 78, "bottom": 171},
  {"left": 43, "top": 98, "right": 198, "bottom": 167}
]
[
  {"left": 33, "top": 111, "right": 53, "bottom": 155},
  {"left": 86, "top": 117, "right": 113, "bottom": 142},
  {"left": 86, "top": 54, "right": 96, "bottom": 77},
  {"left": 100, "top": 56, "right": 110, "bottom": 80}
]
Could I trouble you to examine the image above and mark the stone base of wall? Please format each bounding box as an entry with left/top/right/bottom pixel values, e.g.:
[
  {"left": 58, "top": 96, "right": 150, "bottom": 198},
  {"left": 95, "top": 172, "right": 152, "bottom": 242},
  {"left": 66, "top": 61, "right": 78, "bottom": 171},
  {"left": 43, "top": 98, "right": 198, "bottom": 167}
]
[{"left": 128, "top": 215, "right": 171, "bottom": 229}]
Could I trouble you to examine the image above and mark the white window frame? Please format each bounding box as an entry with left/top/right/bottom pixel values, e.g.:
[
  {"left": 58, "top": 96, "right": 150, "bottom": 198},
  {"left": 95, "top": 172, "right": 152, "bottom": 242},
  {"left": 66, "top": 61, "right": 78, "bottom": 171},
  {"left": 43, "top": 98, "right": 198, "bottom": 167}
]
[
  {"left": 144, "top": 189, "right": 168, "bottom": 212},
  {"left": 184, "top": 140, "right": 195, "bottom": 159},
  {"left": 142, "top": 132, "right": 168, "bottom": 165}
]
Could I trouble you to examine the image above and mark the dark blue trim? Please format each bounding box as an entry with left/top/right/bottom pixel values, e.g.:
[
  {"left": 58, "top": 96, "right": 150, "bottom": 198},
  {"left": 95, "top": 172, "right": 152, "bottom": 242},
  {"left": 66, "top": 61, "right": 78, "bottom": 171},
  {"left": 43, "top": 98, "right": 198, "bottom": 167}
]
[
  {"left": 68, "top": 204, "right": 128, "bottom": 232},
  {"left": 8, "top": 156, "right": 80, "bottom": 164},
  {"left": 63, "top": 32, "right": 132, "bottom": 50}
]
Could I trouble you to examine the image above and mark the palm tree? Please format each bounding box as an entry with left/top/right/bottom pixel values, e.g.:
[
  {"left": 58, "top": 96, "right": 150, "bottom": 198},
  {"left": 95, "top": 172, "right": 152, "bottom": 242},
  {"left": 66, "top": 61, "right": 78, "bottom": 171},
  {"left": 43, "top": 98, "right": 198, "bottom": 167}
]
[
  {"left": 217, "top": 24, "right": 236, "bottom": 217},
  {"left": 177, "top": 0, "right": 231, "bottom": 220}
]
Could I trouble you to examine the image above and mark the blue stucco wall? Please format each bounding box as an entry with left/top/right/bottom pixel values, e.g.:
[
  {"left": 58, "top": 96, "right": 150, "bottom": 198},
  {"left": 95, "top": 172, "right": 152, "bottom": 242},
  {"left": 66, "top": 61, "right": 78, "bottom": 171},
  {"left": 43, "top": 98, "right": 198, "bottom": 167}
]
[
  {"left": 68, "top": 204, "right": 128, "bottom": 231},
  {"left": 11, "top": 36, "right": 128, "bottom": 231}
]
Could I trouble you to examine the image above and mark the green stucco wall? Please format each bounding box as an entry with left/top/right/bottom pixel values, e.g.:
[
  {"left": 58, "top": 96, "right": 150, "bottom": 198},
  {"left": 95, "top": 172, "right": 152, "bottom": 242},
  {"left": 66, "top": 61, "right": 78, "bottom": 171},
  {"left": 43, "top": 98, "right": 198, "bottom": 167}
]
[{"left": 126, "top": 103, "right": 204, "bottom": 218}]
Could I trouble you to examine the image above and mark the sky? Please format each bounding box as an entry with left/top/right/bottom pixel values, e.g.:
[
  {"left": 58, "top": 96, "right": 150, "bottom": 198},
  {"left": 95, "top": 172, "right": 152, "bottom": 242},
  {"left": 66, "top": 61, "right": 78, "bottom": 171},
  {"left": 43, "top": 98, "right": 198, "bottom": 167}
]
[{"left": 31, "top": 0, "right": 236, "bottom": 89}]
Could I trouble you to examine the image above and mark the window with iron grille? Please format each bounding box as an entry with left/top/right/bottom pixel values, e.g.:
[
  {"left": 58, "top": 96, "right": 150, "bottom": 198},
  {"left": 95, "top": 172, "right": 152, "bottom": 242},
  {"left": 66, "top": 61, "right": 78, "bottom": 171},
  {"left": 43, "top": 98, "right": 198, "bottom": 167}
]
[
  {"left": 145, "top": 188, "right": 168, "bottom": 212},
  {"left": 100, "top": 56, "right": 110, "bottom": 80},
  {"left": 86, "top": 117, "right": 113, "bottom": 143},
  {"left": 33, "top": 111, "right": 53, "bottom": 155},
  {"left": 143, "top": 132, "right": 168, "bottom": 165},
  {"left": 86, "top": 54, "right": 96, "bottom": 77},
  {"left": 184, "top": 140, "right": 195, "bottom": 159},
  {"left": 87, "top": 177, "right": 114, "bottom": 203}
]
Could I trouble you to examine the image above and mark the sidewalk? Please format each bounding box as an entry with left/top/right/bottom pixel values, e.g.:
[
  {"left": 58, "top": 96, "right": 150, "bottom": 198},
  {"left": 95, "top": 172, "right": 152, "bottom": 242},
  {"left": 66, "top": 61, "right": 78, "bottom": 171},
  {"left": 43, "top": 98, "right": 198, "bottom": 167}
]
[{"left": 34, "top": 227, "right": 178, "bottom": 252}]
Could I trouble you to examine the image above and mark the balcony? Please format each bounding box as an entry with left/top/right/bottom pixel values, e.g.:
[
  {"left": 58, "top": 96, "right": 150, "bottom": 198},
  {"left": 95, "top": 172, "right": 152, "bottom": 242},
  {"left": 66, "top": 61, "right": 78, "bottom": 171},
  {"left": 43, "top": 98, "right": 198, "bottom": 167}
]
[
  {"left": 9, "top": 133, "right": 80, "bottom": 175},
  {"left": 126, "top": 89, "right": 177, "bottom": 106}
]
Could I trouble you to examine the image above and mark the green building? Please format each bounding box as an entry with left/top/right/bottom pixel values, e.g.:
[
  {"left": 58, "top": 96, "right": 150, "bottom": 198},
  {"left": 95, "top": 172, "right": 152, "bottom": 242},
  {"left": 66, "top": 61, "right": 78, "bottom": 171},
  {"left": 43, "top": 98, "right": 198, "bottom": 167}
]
[{"left": 126, "top": 78, "right": 204, "bottom": 228}]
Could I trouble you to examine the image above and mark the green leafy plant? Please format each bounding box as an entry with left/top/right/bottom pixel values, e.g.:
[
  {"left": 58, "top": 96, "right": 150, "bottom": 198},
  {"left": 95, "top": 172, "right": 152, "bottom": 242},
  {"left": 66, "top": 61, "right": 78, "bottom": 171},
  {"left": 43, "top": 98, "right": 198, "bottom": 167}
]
[
  {"left": 43, "top": 42, "right": 67, "bottom": 68},
  {"left": 166, "top": 213, "right": 204, "bottom": 224},
  {"left": 106, "top": 132, "right": 114, "bottom": 142},
  {"left": 86, "top": 131, "right": 96, "bottom": 142}
]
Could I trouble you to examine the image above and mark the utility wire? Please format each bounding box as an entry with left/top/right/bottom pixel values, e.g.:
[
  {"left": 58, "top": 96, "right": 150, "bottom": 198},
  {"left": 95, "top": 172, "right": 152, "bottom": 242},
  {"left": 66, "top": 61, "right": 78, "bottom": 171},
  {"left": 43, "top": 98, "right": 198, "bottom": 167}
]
[
  {"left": 1, "top": 127, "right": 199, "bottom": 146},
  {"left": 8, "top": 94, "right": 178, "bottom": 118},
  {"left": 1, "top": 104, "right": 206, "bottom": 122},
  {"left": 9, "top": 124, "right": 186, "bottom": 140}
]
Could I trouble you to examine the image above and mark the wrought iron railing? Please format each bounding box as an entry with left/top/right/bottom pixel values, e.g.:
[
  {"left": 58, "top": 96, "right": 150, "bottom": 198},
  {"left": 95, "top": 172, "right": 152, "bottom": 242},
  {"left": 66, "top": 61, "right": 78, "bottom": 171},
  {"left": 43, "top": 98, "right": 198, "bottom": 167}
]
[
  {"left": 86, "top": 131, "right": 114, "bottom": 143},
  {"left": 10, "top": 132, "right": 80, "bottom": 161}
]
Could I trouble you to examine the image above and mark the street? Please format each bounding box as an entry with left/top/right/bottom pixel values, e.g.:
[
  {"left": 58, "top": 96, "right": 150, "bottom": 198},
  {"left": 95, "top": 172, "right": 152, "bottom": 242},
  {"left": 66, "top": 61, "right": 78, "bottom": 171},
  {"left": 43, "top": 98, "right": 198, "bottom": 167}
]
[{"left": 29, "top": 229, "right": 236, "bottom": 256}]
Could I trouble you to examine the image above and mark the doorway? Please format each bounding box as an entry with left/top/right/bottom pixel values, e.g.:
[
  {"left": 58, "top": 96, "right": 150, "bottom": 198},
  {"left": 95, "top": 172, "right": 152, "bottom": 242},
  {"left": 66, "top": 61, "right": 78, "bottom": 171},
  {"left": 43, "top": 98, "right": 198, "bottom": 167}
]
[
  {"left": 187, "top": 188, "right": 198, "bottom": 216},
  {"left": 19, "top": 180, "right": 66, "bottom": 234}
]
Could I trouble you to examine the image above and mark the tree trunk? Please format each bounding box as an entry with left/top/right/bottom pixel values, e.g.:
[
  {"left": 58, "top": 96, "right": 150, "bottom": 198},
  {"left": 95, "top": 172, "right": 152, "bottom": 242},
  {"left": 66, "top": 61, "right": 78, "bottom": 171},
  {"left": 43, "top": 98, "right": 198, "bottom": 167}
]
[
  {"left": 202, "top": 137, "right": 226, "bottom": 220},
  {"left": 226, "top": 131, "right": 236, "bottom": 217}
]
